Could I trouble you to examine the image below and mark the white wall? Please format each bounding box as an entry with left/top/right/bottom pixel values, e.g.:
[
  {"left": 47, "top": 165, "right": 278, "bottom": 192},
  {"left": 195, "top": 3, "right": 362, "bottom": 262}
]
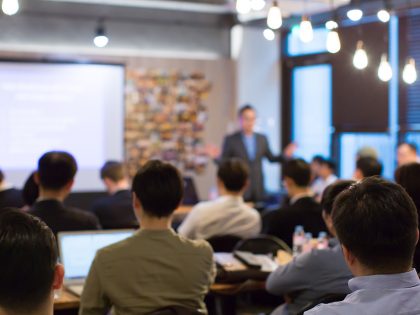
[{"left": 231, "top": 25, "right": 281, "bottom": 192}]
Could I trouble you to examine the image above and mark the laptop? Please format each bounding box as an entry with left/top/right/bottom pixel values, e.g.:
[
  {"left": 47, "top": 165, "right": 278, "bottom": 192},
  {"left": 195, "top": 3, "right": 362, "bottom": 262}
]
[{"left": 58, "top": 229, "right": 134, "bottom": 296}]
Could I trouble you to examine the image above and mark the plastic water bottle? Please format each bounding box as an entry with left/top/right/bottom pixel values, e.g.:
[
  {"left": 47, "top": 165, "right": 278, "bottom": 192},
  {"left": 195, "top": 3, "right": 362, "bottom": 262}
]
[
  {"left": 317, "top": 231, "right": 329, "bottom": 250},
  {"left": 303, "top": 232, "right": 313, "bottom": 253},
  {"left": 292, "top": 225, "right": 305, "bottom": 256}
]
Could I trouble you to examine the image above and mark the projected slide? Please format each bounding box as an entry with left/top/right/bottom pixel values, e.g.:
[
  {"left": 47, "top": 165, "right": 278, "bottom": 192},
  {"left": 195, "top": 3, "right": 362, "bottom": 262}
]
[{"left": 0, "top": 62, "right": 124, "bottom": 191}]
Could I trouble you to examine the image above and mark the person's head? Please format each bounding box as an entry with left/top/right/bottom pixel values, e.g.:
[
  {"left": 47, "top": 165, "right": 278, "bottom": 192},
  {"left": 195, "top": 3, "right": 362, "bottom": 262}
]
[
  {"left": 356, "top": 146, "right": 378, "bottom": 160},
  {"left": 397, "top": 142, "right": 418, "bottom": 166},
  {"left": 22, "top": 172, "right": 39, "bottom": 207},
  {"left": 283, "top": 158, "right": 311, "bottom": 196},
  {"left": 333, "top": 177, "right": 419, "bottom": 275},
  {"left": 321, "top": 180, "right": 355, "bottom": 236},
  {"left": 100, "top": 161, "right": 129, "bottom": 194},
  {"left": 238, "top": 104, "right": 256, "bottom": 135},
  {"left": 354, "top": 157, "right": 383, "bottom": 181},
  {"left": 0, "top": 209, "right": 64, "bottom": 315},
  {"left": 217, "top": 158, "right": 249, "bottom": 196},
  {"left": 318, "top": 159, "right": 336, "bottom": 179},
  {"left": 310, "top": 155, "right": 325, "bottom": 180},
  {"left": 132, "top": 160, "right": 183, "bottom": 222},
  {"left": 35, "top": 151, "right": 77, "bottom": 196},
  {"left": 395, "top": 162, "right": 420, "bottom": 206}
]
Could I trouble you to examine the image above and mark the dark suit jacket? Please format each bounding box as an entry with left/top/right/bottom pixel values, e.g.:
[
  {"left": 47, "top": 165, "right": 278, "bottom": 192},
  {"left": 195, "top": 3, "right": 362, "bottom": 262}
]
[
  {"left": 262, "top": 196, "right": 327, "bottom": 248},
  {"left": 221, "top": 131, "right": 284, "bottom": 202},
  {"left": 30, "top": 199, "right": 100, "bottom": 236},
  {"left": 0, "top": 188, "right": 24, "bottom": 211},
  {"left": 91, "top": 190, "right": 138, "bottom": 229}
]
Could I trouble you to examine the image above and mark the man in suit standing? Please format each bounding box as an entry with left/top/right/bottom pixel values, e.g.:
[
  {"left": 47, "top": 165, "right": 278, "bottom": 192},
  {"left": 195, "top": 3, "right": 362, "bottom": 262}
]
[
  {"left": 30, "top": 151, "right": 100, "bottom": 236},
  {"left": 215, "top": 105, "right": 295, "bottom": 202},
  {"left": 91, "top": 161, "right": 137, "bottom": 229}
]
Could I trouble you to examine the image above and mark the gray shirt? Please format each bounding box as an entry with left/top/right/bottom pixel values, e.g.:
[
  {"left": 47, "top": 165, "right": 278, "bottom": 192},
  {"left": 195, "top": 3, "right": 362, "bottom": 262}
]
[{"left": 266, "top": 244, "right": 352, "bottom": 315}]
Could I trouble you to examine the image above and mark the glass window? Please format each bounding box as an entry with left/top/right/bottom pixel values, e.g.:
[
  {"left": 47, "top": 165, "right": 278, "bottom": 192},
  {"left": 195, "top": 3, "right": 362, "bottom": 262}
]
[{"left": 292, "top": 64, "right": 332, "bottom": 161}]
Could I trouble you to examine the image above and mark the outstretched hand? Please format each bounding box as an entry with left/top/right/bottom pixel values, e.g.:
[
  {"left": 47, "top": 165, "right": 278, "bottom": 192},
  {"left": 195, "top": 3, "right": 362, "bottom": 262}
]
[
  {"left": 283, "top": 142, "right": 298, "bottom": 158},
  {"left": 204, "top": 144, "right": 221, "bottom": 159}
]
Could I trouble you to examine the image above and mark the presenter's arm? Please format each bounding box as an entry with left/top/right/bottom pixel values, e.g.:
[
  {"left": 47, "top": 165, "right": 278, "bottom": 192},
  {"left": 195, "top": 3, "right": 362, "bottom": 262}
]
[
  {"left": 210, "top": 135, "right": 232, "bottom": 165},
  {"left": 263, "top": 136, "right": 297, "bottom": 163},
  {"left": 79, "top": 255, "right": 111, "bottom": 315}
]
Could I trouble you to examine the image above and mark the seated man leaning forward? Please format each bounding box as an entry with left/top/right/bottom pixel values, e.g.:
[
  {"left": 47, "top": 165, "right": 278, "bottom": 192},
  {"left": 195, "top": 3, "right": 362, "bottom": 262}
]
[
  {"left": 306, "top": 177, "right": 420, "bottom": 315},
  {"left": 266, "top": 181, "right": 354, "bottom": 315},
  {"left": 79, "top": 160, "right": 216, "bottom": 315},
  {"left": 178, "top": 158, "right": 261, "bottom": 240},
  {"left": 0, "top": 209, "right": 64, "bottom": 315}
]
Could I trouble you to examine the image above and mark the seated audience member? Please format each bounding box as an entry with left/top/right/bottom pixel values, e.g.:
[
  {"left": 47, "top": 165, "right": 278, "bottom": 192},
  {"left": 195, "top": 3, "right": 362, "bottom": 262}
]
[
  {"left": 178, "top": 158, "right": 261, "bottom": 240},
  {"left": 266, "top": 181, "right": 354, "bottom": 315},
  {"left": 30, "top": 151, "right": 100, "bottom": 235},
  {"left": 311, "top": 159, "right": 337, "bottom": 201},
  {"left": 397, "top": 142, "right": 419, "bottom": 166},
  {"left": 309, "top": 155, "right": 324, "bottom": 184},
  {"left": 80, "top": 160, "right": 215, "bottom": 315},
  {"left": 0, "top": 169, "right": 24, "bottom": 211},
  {"left": 306, "top": 177, "right": 420, "bottom": 315},
  {"left": 395, "top": 162, "right": 420, "bottom": 269},
  {"left": 353, "top": 157, "right": 383, "bottom": 181},
  {"left": 263, "top": 159, "right": 326, "bottom": 248},
  {"left": 22, "top": 171, "right": 39, "bottom": 210},
  {"left": 0, "top": 209, "right": 64, "bottom": 315},
  {"left": 91, "top": 161, "right": 137, "bottom": 229}
]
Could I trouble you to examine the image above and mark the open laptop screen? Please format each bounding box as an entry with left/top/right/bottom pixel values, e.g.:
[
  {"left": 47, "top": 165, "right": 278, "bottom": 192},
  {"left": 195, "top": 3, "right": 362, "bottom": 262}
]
[{"left": 58, "top": 230, "right": 134, "bottom": 280}]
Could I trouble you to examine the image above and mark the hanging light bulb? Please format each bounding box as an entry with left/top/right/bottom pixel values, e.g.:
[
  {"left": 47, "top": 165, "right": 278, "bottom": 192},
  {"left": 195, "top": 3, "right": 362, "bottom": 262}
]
[
  {"left": 353, "top": 41, "right": 368, "bottom": 70},
  {"left": 347, "top": 9, "right": 363, "bottom": 21},
  {"left": 263, "top": 28, "right": 275, "bottom": 41},
  {"left": 299, "top": 16, "right": 313, "bottom": 43},
  {"left": 403, "top": 58, "right": 417, "bottom": 84},
  {"left": 377, "top": 9, "right": 390, "bottom": 23},
  {"left": 326, "top": 30, "right": 341, "bottom": 54},
  {"left": 2, "top": 0, "right": 19, "bottom": 15},
  {"left": 378, "top": 54, "right": 392, "bottom": 82},
  {"left": 267, "top": 0, "right": 282, "bottom": 30},
  {"left": 236, "top": 0, "right": 251, "bottom": 14},
  {"left": 325, "top": 20, "right": 338, "bottom": 30},
  {"left": 251, "top": 0, "right": 265, "bottom": 11},
  {"left": 93, "top": 22, "right": 109, "bottom": 48}
]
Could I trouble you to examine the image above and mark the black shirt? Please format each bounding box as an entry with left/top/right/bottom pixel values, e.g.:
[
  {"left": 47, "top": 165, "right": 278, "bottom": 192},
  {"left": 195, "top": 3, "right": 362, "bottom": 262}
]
[{"left": 0, "top": 188, "right": 24, "bottom": 211}]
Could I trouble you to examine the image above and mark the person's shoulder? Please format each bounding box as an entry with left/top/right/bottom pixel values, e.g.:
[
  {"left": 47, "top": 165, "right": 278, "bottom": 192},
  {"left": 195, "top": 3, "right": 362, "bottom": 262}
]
[
  {"left": 95, "top": 235, "right": 135, "bottom": 261},
  {"left": 91, "top": 195, "right": 113, "bottom": 211},
  {"left": 65, "top": 206, "right": 99, "bottom": 225},
  {"left": 177, "top": 234, "right": 213, "bottom": 256},
  {"left": 304, "top": 301, "right": 349, "bottom": 315}
]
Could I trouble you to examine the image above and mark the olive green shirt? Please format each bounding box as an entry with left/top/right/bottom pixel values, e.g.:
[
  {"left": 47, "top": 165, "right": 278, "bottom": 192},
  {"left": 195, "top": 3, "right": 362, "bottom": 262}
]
[{"left": 79, "top": 228, "right": 215, "bottom": 315}]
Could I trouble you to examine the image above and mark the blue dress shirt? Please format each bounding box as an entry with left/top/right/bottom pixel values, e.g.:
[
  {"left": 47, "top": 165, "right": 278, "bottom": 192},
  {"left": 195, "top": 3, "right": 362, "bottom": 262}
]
[
  {"left": 305, "top": 269, "right": 420, "bottom": 315},
  {"left": 242, "top": 133, "right": 256, "bottom": 161}
]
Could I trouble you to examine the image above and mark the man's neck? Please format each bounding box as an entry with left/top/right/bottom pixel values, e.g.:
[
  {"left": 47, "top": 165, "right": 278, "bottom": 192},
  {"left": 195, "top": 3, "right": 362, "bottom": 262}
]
[
  {"left": 321, "top": 173, "right": 333, "bottom": 180},
  {"left": 140, "top": 215, "right": 172, "bottom": 230},
  {"left": 242, "top": 130, "right": 254, "bottom": 136},
  {"left": 0, "top": 298, "right": 53, "bottom": 315},
  {"left": 38, "top": 188, "right": 68, "bottom": 202},
  {"left": 108, "top": 180, "right": 129, "bottom": 195},
  {"left": 219, "top": 189, "right": 243, "bottom": 198},
  {"left": 289, "top": 187, "right": 312, "bottom": 199}
]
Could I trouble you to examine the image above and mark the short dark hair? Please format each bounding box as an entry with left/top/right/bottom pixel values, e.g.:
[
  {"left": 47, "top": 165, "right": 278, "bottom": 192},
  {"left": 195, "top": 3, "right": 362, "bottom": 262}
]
[
  {"left": 333, "top": 177, "right": 418, "bottom": 272},
  {"left": 356, "top": 157, "right": 383, "bottom": 178},
  {"left": 238, "top": 104, "right": 256, "bottom": 117},
  {"left": 22, "top": 172, "right": 39, "bottom": 207},
  {"left": 320, "top": 158, "right": 336, "bottom": 172},
  {"left": 395, "top": 162, "right": 420, "bottom": 206},
  {"left": 0, "top": 169, "right": 4, "bottom": 183},
  {"left": 132, "top": 160, "right": 183, "bottom": 218},
  {"left": 399, "top": 142, "right": 418, "bottom": 153},
  {"left": 37, "top": 151, "right": 77, "bottom": 190},
  {"left": 217, "top": 158, "right": 249, "bottom": 192},
  {"left": 0, "top": 209, "right": 57, "bottom": 313},
  {"left": 283, "top": 159, "right": 311, "bottom": 187},
  {"left": 100, "top": 161, "right": 126, "bottom": 182},
  {"left": 321, "top": 180, "right": 355, "bottom": 215},
  {"left": 311, "top": 155, "right": 325, "bottom": 164}
]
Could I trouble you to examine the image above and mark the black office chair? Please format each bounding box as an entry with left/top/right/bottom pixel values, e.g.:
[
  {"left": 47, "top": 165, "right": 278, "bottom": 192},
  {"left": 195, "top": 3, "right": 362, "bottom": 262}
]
[
  {"left": 296, "top": 293, "right": 348, "bottom": 315},
  {"left": 234, "top": 234, "right": 292, "bottom": 256},
  {"left": 147, "top": 306, "right": 205, "bottom": 315},
  {"left": 206, "top": 235, "right": 242, "bottom": 252}
]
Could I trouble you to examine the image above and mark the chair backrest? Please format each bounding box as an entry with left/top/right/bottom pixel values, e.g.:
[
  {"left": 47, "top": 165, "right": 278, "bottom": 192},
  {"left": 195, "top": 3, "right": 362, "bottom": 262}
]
[
  {"left": 206, "top": 235, "right": 242, "bottom": 252},
  {"left": 147, "top": 306, "right": 205, "bottom": 315},
  {"left": 296, "top": 293, "right": 348, "bottom": 315},
  {"left": 234, "top": 234, "right": 292, "bottom": 255}
]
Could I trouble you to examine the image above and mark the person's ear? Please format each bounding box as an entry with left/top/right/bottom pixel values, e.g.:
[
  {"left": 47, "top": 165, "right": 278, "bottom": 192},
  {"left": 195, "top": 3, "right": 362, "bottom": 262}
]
[
  {"left": 416, "top": 228, "right": 419, "bottom": 245},
  {"left": 342, "top": 245, "right": 356, "bottom": 266},
  {"left": 353, "top": 169, "right": 362, "bottom": 181},
  {"left": 53, "top": 264, "right": 65, "bottom": 290},
  {"left": 132, "top": 192, "right": 141, "bottom": 211},
  {"left": 34, "top": 172, "right": 40, "bottom": 185},
  {"left": 65, "top": 179, "right": 74, "bottom": 192}
]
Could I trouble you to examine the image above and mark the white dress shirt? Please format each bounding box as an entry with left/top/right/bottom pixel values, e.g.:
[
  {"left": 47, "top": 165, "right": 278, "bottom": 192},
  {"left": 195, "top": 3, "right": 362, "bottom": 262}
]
[
  {"left": 178, "top": 195, "right": 261, "bottom": 240},
  {"left": 311, "top": 174, "right": 338, "bottom": 198}
]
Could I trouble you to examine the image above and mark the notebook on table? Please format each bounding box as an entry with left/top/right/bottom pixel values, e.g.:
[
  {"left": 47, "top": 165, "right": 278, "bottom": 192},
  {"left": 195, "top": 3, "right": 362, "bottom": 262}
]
[{"left": 58, "top": 229, "right": 135, "bottom": 296}]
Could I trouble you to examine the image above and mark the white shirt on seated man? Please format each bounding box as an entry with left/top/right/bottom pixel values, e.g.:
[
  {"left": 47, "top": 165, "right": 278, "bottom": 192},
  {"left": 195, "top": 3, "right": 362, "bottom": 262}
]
[{"left": 178, "top": 158, "right": 261, "bottom": 240}]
